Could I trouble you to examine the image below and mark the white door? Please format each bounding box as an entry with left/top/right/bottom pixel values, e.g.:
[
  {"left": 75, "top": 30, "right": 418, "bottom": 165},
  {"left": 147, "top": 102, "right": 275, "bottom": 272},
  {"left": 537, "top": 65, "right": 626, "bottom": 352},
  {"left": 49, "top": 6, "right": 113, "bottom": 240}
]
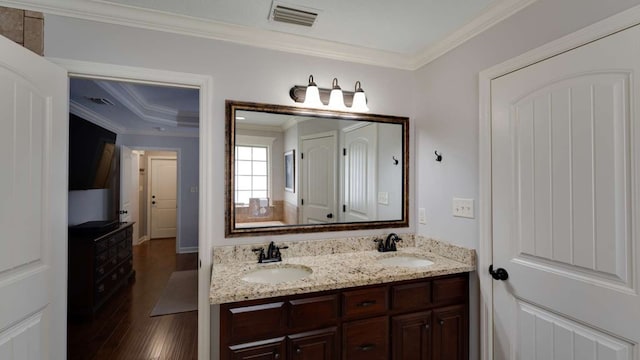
[
  {"left": 120, "top": 146, "right": 140, "bottom": 242},
  {"left": 0, "top": 36, "right": 68, "bottom": 359},
  {"left": 150, "top": 158, "right": 177, "bottom": 238},
  {"left": 343, "top": 123, "right": 377, "bottom": 222},
  {"left": 300, "top": 133, "right": 337, "bottom": 224},
  {"left": 491, "top": 24, "right": 640, "bottom": 359}
]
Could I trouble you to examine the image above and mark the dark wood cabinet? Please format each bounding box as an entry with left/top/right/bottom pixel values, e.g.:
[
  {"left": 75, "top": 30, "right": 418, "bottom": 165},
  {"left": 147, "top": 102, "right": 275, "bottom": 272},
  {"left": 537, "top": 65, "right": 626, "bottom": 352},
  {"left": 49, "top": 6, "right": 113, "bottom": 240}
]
[
  {"left": 68, "top": 223, "right": 135, "bottom": 318},
  {"left": 289, "top": 328, "right": 337, "bottom": 360},
  {"left": 229, "top": 337, "right": 286, "bottom": 360},
  {"left": 432, "top": 305, "right": 467, "bottom": 360},
  {"left": 392, "top": 311, "right": 432, "bottom": 360},
  {"left": 219, "top": 273, "right": 468, "bottom": 360},
  {"left": 343, "top": 316, "right": 388, "bottom": 360}
]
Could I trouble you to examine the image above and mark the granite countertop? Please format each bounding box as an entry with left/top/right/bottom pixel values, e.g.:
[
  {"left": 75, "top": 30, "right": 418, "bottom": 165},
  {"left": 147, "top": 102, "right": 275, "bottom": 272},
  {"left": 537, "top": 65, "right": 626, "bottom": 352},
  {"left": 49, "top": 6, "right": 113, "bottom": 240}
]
[{"left": 210, "top": 239, "right": 475, "bottom": 304}]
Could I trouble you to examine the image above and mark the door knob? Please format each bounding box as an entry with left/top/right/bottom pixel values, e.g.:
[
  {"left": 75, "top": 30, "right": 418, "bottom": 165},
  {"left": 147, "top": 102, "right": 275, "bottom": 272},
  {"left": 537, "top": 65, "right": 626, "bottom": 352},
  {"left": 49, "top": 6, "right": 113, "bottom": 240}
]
[
  {"left": 489, "top": 265, "right": 509, "bottom": 280},
  {"left": 326, "top": 213, "right": 333, "bottom": 219}
]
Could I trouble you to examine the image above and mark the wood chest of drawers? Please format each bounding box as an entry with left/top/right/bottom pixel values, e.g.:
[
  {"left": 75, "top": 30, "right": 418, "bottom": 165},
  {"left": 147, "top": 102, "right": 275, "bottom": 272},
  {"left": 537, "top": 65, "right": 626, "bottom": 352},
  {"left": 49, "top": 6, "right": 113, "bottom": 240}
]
[{"left": 68, "top": 223, "right": 135, "bottom": 318}]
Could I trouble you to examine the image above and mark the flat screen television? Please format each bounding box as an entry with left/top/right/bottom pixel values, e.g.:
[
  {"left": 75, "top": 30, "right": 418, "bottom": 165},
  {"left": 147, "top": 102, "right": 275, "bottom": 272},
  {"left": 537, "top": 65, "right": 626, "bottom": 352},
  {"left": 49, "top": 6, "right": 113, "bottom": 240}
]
[{"left": 68, "top": 114, "right": 117, "bottom": 190}]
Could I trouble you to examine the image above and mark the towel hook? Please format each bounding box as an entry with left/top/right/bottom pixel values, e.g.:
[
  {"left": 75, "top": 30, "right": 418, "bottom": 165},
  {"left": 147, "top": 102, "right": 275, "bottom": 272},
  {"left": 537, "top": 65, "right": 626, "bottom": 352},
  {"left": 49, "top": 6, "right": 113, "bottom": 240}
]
[
  {"left": 392, "top": 156, "right": 399, "bottom": 165},
  {"left": 434, "top": 151, "right": 442, "bottom": 162}
]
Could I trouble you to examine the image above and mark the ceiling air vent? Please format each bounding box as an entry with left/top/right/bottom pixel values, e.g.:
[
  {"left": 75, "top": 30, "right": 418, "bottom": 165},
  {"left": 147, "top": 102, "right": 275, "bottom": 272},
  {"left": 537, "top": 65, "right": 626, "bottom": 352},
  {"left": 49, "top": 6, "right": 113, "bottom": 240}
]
[
  {"left": 270, "top": 2, "right": 318, "bottom": 27},
  {"left": 85, "top": 97, "right": 115, "bottom": 106}
]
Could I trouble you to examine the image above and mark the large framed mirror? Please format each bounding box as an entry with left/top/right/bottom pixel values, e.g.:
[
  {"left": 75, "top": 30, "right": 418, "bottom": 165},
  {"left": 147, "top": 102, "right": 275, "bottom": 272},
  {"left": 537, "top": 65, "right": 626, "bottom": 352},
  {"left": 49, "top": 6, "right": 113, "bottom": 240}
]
[{"left": 225, "top": 100, "right": 409, "bottom": 237}]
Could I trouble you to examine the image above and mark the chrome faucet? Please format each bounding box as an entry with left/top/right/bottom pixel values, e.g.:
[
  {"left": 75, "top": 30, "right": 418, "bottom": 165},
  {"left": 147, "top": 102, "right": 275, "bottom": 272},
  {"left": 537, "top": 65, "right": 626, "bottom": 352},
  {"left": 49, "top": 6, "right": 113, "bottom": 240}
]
[{"left": 374, "top": 233, "right": 403, "bottom": 252}]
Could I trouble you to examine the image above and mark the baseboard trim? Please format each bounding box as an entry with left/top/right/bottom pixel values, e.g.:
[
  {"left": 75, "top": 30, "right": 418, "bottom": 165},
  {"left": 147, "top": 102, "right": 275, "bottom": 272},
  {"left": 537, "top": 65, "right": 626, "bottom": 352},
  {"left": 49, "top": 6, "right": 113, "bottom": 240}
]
[
  {"left": 179, "top": 246, "right": 198, "bottom": 254},
  {"left": 135, "top": 235, "right": 149, "bottom": 245}
]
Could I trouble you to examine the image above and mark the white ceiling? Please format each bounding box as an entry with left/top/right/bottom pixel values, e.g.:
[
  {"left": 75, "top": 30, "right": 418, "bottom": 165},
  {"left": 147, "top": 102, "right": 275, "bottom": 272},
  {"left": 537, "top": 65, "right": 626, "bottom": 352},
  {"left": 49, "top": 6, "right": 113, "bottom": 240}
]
[
  {"left": 5, "top": 0, "right": 536, "bottom": 69},
  {"left": 101, "top": 0, "right": 494, "bottom": 54}
]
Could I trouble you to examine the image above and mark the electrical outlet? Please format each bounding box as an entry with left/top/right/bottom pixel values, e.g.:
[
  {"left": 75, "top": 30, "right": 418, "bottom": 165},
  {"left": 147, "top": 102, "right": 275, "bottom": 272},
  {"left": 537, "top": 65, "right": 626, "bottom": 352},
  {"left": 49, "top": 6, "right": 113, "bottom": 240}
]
[
  {"left": 452, "top": 198, "right": 474, "bottom": 218},
  {"left": 419, "top": 208, "right": 426, "bottom": 224}
]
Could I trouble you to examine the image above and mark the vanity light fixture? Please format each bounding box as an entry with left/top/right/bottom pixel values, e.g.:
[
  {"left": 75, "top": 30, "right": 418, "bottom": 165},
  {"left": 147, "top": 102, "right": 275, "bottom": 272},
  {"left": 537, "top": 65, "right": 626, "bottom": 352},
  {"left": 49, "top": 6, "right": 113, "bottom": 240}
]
[{"left": 289, "top": 75, "right": 369, "bottom": 112}]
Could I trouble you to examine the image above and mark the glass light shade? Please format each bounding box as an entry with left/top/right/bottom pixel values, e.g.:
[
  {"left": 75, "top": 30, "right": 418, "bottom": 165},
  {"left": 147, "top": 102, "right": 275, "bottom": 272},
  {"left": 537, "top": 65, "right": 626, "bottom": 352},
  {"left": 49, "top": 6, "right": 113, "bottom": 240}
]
[
  {"left": 328, "top": 89, "right": 347, "bottom": 110},
  {"left": 328, "top": 78, "right": 347, "bottom": 110},
  {"left": 303, "top": 75, "right": 323, "bottom": 108},
  {"left": 351, "top": 91, "right": 369, "bottom": 112},
  {"left": 303, "top": 84, "right": 323, "bottom": 107}
]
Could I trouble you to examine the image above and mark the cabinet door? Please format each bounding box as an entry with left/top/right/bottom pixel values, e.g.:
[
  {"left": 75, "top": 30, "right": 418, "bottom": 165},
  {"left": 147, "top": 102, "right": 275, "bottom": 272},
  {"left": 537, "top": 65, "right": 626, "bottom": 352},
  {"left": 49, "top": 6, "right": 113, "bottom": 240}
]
[
  {"left": 343, "top": 316, "right": 388, "bottom": 360},
  {"left": 432, "top": 305, "right": 467, "bottom": 360},
  {"left": 392, "top": 311, "right": 431, "bottom": 360},
  {"left": 289, "top": 327, "right": 337, "bottom": 360},
  {"left": 229, "top": 337, "right": 286, "bottom": 360}
]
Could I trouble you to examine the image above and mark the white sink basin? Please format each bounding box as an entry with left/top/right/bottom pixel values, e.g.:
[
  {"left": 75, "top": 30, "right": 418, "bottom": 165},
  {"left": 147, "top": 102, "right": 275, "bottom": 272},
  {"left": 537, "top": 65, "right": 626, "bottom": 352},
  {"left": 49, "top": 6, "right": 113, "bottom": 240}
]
[
  {"left": 377, "top": 255, "right": 434, "bottom": 268},
  {"left": 242, "top": 265, "right": 312, "bottom": 284}
]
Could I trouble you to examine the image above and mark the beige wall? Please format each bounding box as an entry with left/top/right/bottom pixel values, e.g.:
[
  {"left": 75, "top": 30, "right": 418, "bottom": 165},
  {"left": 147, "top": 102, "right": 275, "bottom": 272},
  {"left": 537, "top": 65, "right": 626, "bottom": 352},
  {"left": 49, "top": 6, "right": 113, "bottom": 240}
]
[{"left": 0, "top": 6, "right": 43, "bottom": 55}]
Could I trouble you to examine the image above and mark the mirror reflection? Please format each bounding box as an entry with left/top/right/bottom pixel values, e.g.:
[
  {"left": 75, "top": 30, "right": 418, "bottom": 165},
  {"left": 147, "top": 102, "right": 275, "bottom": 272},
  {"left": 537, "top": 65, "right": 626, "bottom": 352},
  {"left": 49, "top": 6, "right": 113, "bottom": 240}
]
[{"left": 226, "top": 101, "right": 408, "bottom": 236}]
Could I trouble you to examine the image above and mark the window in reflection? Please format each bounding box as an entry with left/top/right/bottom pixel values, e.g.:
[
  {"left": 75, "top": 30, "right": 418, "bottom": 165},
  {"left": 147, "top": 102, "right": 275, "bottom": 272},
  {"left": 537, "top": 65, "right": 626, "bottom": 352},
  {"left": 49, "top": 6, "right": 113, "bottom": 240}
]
[{"left": 235, "top": 145, "right": 269, "bottom": 205}]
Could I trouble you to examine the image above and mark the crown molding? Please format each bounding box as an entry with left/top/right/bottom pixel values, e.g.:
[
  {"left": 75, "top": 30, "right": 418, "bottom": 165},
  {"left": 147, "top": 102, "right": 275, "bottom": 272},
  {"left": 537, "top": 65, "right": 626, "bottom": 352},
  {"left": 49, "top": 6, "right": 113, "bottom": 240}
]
[
  {"left": 70, "top": 99, "right": 126, "bottom": 134},
  {"left": 70, "top": 99, "right": 199, "bottom": 137},
  {"left": 409, "top": 0, "right": 538, "bottom": 69},
  {"left": 96, "top": 81, "right": 199, "bottom": 128},
  {"left": 2, "top": 0, "right": 536, "bottom": 70}
]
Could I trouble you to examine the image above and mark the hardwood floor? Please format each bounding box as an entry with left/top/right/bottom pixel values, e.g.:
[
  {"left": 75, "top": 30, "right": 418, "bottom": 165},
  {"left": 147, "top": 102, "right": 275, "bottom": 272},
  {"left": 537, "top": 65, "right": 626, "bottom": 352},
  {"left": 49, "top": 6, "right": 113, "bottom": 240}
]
[{"left": 68, "top": 238, "right": 198, "bottom": 360}]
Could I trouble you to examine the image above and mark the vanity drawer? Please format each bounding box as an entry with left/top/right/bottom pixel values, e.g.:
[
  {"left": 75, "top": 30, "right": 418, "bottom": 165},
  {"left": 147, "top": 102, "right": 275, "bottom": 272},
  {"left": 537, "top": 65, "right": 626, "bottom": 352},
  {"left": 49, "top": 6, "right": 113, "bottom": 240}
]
[
  {"left": 225, "top": 301, "right": 287, "bottom": 343},
  {"left": 289, "top": 294, "right": 339, "bottom": 331},
  {"left": 391, "top": 280, "right": 431, "bottom": 311},
  {"left": 342, "top": 316, "right": 388, "bottom": 360},
  {"left": 432, "top": 277, "right": 466, "bottom": 305},
  {"left": 342, "top": 286, "right": 388, "bottom": 319}
]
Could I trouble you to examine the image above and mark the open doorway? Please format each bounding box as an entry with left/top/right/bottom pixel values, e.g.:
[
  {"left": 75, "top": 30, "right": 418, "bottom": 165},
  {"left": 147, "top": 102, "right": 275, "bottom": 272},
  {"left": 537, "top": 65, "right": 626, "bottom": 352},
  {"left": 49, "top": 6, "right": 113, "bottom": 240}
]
[{"left": 66, "top": 76, "right": 200, "bottom": 360}]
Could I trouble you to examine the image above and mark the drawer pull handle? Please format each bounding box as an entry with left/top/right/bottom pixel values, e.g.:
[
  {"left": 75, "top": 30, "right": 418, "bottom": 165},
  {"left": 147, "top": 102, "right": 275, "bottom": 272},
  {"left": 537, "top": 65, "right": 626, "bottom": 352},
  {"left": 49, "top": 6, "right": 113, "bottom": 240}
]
[
  {"left": 358, "top": 344, "right": 376, "bottom": 351},
  {"left": 357, "top": 300, "right": 376, "bottom": 307},
  {"left": 98, "top": 284, "right": 105, "bottom": 293}
]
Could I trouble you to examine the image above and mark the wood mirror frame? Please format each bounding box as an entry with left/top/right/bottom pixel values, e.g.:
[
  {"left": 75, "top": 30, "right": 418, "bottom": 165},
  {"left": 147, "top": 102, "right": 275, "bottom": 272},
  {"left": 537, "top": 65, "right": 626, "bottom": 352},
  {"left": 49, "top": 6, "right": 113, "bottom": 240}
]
[{"left": 225, "top": 100, "right": 409, "bottom": 237}]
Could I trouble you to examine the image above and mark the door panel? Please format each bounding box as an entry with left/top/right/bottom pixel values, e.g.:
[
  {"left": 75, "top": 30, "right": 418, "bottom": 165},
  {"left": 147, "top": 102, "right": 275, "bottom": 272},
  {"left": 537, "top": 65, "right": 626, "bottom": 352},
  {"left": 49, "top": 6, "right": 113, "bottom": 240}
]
[
  {"left": 300, "top": 134, "right": 336, "bottom": 224},
  {"left": 517, "top": 301, "right": 632, "bottom": 360},
  {"left": 343, "top": 124, "right": 377, "bottom": 222},
  {"left": 0, "top": 36, "right": 68, "bottom": 359},
  {"left": 491, "top": 23, "right": 640, "bottom": 359},
  {"left": 150, "top": 158, "right": 177, "bottom": 238}
]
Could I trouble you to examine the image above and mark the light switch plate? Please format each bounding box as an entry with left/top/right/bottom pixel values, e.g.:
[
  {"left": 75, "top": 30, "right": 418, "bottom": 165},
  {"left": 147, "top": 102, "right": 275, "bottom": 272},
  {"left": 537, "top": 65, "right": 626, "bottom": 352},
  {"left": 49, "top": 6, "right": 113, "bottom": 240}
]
[
  {"left": 452, "top": 198, "right": 474, "bottom": 218},
  {"left": 418, "top": 208, "right": 426, "bottom": 224}
]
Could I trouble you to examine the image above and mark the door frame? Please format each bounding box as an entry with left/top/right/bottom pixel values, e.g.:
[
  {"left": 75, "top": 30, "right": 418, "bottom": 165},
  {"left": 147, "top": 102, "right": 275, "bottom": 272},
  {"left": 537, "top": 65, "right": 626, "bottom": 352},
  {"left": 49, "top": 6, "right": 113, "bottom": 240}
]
[
  {"left": 478, "top": 5, "right": 640, "bottom": 360},
  {"left": 147, "top": 153, "right": 179, "bottom": 248},
  {"left": 49, "top": 57, "right": 213, "bottom": 360}
]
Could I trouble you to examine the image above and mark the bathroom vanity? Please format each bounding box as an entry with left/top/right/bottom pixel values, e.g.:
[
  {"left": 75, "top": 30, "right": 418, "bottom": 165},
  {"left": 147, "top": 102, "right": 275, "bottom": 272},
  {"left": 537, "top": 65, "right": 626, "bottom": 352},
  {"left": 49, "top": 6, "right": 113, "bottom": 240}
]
[{"left": 210, "top": 235, "right": 475, "bottom": 360}]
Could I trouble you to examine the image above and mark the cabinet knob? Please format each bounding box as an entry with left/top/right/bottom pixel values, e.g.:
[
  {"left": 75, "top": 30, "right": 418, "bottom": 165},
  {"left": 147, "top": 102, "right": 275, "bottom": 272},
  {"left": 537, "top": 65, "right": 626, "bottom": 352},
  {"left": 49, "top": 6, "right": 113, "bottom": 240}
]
[
  {"left": 296, "top": 347, "right": 302, "bottom": 354},
  {"left": 273, "top": 351, "right": 280, "bottom": 359},
  {"left": 424, "top": 324, "right": 430, "bottom": 330},
  {"left": 439, "top": 319, "right": 445, "bottom": 326}
]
